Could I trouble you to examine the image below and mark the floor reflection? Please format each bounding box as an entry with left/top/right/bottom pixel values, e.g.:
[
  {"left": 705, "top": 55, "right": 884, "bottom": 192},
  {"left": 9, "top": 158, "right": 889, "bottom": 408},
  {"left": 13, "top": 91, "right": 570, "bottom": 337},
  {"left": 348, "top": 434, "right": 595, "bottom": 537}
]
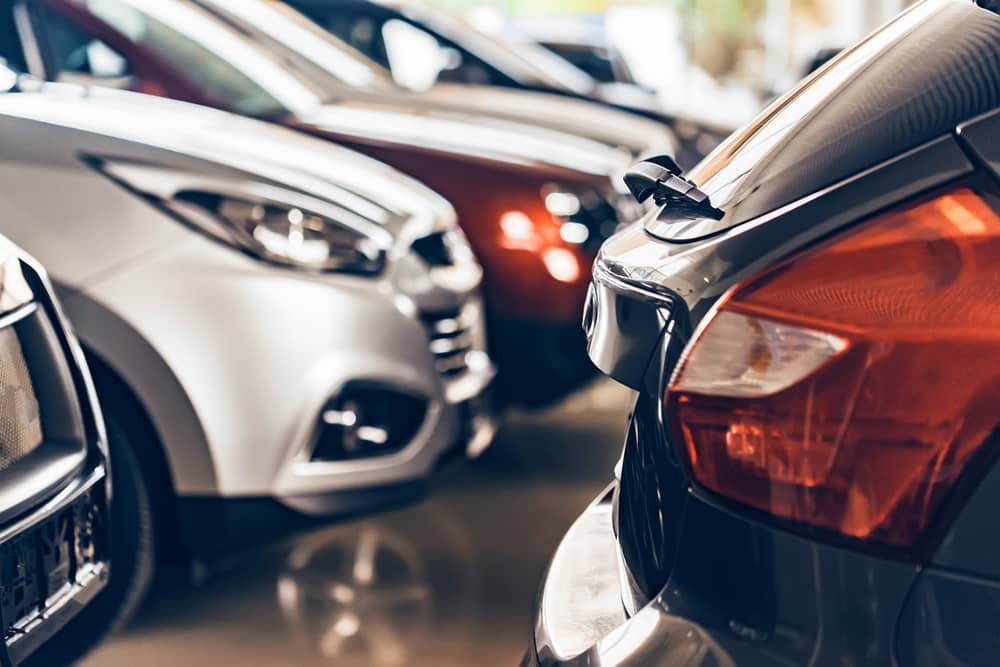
[
  {"left": 277, "top": 503, "right": 477, "bottom": 666},
  {"left": 82, "top": 380, "right": 630, "bottom": 667}
]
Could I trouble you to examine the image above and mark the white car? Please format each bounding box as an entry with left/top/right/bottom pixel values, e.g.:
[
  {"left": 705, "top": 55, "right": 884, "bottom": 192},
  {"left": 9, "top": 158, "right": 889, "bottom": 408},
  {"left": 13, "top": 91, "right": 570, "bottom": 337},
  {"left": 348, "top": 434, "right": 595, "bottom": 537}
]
[{"left": 0, "top": 72, "right": 495, "bottom": 637}]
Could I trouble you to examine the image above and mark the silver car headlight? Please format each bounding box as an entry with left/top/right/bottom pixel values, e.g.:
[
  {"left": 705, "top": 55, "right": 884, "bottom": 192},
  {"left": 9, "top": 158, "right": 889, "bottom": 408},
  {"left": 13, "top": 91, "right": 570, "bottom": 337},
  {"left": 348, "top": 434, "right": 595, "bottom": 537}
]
[{"left": 90, "top": 157, "right": 393, "bottom": 274}]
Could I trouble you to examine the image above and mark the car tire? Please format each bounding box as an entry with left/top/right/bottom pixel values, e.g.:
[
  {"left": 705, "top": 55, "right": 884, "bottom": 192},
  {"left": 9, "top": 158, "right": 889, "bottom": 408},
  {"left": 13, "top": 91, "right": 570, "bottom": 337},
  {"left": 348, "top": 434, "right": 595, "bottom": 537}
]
[
  {"left": 96, "top": 407, "right": 159, "bottom": 632},
  {"left": 25, "top": 396, "right": 157, "bottom": 666}
]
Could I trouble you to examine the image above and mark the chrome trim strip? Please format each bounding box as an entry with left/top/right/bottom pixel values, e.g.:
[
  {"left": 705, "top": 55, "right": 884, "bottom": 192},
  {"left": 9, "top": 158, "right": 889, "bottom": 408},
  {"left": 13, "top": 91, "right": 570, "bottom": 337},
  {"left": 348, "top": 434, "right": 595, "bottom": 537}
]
[
  {"left": 12, "top": 1, "right": 46, "bottom": 79},
  {"left": 429, "top": 333, "right": 473, "bottom": 356},
  {"left": 0, "top": 463, "right": 105, "bottom": 544},
  {"left": 592, "top": 261, "right": 676, "bottom": 306},
  {"left": 7, "top": 561, "right": 108, "bottom": 664},
  {"left": 428, "top": 316, "right": 464, "bottom": 335}
]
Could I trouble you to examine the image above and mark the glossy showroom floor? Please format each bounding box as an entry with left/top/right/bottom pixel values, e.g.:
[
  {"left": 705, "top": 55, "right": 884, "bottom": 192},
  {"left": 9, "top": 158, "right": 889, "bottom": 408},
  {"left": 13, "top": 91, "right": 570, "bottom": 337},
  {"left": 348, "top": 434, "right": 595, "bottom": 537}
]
[{"left": 83, "top": 380, "right": 630, "bottom": 667}]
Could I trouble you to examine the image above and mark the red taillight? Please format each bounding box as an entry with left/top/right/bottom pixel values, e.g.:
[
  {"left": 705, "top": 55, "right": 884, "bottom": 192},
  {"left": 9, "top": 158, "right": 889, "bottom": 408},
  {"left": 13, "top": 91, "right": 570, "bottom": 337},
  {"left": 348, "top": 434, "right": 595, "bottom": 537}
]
[{"left": 667, "top": 188, "right": 1000, "bottom": 548}]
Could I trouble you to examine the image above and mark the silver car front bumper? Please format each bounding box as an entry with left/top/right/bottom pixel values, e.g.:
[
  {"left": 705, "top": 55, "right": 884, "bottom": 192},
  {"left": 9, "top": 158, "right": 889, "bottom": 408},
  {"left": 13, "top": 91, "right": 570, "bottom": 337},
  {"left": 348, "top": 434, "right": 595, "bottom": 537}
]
[{"left": 67, "top": 236, "right": 497, "bottom": 511}]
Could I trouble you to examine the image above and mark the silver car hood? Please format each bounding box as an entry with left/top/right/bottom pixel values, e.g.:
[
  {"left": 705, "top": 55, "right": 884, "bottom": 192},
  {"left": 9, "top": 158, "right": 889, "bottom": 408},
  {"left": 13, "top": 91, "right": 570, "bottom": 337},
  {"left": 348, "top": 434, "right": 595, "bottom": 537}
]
[
  {"left": 0, "top": 84, "right": 457, "bottom": 238},
  {"left": 299, "top": 100, "right": 634, "bottom": 180}
]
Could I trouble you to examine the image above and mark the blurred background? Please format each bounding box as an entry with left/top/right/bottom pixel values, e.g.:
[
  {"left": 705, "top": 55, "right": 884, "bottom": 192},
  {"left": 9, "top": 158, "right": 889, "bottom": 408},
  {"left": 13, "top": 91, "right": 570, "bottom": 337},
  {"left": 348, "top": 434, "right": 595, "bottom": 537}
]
[{"left": 423, "top": 0, "right": 916, "bottom": 129}]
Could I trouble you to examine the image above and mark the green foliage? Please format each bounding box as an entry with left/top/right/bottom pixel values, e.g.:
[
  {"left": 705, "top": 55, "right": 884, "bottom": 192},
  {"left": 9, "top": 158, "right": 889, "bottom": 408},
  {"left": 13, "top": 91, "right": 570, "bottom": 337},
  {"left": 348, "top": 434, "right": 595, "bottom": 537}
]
[
  {"left": 427, "top": 0, "right": 655, "bottom": 14},
  {"left": 670, "top": 0, "right": 765, "bottom": 39}
]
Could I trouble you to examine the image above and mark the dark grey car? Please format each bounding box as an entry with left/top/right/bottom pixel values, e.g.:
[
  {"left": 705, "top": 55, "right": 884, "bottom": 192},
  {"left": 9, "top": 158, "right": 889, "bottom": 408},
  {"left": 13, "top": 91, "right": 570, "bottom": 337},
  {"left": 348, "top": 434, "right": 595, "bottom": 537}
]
[
  {"left": 529, "top": 1, "right": 1000, "bottom": 664},
  {"left": 0, "top": 236, "right": 110, "bottom": 666}
]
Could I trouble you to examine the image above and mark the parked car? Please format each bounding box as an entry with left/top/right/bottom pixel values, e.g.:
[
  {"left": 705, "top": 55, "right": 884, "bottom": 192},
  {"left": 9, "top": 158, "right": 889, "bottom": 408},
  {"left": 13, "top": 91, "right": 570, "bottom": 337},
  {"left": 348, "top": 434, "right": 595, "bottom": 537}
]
[
  {"left": 0, "top": 234, "right": 110, "bottom": 665},
  {"left": 529, "top": 1, "right": 1000, "bottom": 664},
  {"left": 4, "top": 0, "right": 644, "bottom": 405},
  {"left": 195, "top": 0, "right": 676, "bottom": 161},
  {"left": 284, "top": 0, "right": 728, "bottom": 167},
  {"left": 0, "top": 64, "right": 497, "bottom": 643}
]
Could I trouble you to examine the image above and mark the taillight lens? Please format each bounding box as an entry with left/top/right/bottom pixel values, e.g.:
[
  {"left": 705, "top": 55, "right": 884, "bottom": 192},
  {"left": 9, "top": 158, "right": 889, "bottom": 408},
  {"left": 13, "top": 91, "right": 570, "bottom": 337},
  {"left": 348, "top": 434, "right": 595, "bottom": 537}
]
[{"left": 667, "top": 188, "right": 1000, "bottom": 548}]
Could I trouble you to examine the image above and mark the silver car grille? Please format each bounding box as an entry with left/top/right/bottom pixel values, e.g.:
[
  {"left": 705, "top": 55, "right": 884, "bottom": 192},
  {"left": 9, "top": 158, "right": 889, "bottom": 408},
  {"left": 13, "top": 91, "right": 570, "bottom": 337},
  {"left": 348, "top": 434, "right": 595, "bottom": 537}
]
[
  {"left": 422, "top": 308, "right": 476, "bottom": 378},
  {"left": 0, "top": 325, "right": 41, "bottom": 472}
]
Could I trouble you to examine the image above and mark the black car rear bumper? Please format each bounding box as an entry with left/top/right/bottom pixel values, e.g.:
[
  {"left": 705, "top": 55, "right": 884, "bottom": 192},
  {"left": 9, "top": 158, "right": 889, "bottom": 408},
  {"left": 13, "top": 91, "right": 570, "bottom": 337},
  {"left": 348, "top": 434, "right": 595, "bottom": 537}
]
[
  {"left": 529, "top": 473, "right": 928, "bottom": 667},
  {"left": 528, "top": 483, "right": 737, "bottom": 667}
]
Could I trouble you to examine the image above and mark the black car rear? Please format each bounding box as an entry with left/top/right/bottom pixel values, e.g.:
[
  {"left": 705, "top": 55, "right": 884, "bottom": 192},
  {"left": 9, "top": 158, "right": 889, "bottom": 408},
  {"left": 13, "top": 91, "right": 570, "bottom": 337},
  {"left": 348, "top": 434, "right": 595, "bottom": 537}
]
[
  {"left": 531, "top": 1, "right": 1000, "bottom": 664},
  {"left": 0, "top": 244, "right": 109, "bottom": 665}
]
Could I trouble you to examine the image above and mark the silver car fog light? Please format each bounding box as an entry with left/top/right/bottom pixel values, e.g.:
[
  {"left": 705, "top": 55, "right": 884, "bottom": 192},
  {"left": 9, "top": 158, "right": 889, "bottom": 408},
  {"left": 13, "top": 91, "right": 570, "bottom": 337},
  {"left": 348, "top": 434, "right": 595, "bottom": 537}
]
[{"left": 311, "top": 384, "right": 428, "bottom": 462}]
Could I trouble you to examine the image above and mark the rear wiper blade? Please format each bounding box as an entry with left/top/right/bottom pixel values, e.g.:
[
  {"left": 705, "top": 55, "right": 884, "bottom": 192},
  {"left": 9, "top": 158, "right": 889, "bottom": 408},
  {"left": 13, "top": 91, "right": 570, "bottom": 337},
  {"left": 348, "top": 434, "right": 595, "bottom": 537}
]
[{"left": 623, "top": 155, "right": 724, "bottom": 221}]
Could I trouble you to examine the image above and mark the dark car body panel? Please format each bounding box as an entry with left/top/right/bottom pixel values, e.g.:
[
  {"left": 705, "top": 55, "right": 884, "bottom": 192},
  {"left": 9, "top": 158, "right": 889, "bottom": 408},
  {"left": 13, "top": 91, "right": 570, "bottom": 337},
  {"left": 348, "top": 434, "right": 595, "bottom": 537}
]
[
  {"left": 897, "top": 568, "right": 1000, "bottom": 666},
  {"left": 958, "top": 106, "right": 1000, "bottom": 180},
  {"left": 534, "top": 2, "right": 1000, "bottom": 664}
]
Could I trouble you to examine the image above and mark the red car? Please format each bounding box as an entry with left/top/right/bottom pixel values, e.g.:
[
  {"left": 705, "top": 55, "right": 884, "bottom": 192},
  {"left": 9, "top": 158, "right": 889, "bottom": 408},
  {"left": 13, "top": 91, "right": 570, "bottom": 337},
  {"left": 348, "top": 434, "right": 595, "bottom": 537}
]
[{"left": 6, "top": 0, "right": 644, "bottom": 405}]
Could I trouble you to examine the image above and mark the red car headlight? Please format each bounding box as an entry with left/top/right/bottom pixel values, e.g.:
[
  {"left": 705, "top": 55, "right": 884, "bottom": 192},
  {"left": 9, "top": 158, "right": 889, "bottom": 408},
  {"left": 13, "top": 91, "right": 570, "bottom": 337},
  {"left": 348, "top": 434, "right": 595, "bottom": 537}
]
[{"left": 667, "top": 187, "right": 1000, "bottom": 549}]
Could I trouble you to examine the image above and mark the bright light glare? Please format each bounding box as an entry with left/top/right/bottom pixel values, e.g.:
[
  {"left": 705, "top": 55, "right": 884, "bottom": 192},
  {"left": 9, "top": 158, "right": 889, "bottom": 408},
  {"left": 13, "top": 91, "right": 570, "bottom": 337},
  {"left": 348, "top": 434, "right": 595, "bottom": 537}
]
[
  {"left": 545, "top": 191, "right": 581, "bottom": 217},
  {"left": 500, "top": 211, "right": 536, "bottom": 241},
  {"left": 559, "top": 222, "right": 590, "bottom": 245},
  {"left": 252, "top": 225, "right": 330, "bottom": 265},
  {"left": 543, "top": 248, "right": 581, "bottom": 283}
]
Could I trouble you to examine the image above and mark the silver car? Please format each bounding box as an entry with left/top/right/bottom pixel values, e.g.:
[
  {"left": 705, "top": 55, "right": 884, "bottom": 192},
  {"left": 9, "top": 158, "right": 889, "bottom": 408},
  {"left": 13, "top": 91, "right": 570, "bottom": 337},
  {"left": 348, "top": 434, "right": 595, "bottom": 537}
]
[{"left": 0, "top": 73, "right": 495, "bottom": 636}]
